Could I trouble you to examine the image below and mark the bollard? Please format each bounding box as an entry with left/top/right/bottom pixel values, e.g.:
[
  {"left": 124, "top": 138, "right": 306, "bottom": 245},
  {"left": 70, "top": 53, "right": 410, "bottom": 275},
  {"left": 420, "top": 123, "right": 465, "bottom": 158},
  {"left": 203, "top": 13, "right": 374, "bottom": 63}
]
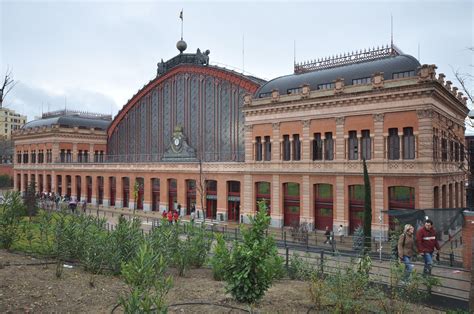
[
  {"left": 285, "top": 247, "right": 289, "bottom": 270},
  {"left": 320, "top": 250, "right": 325, "bottom": 274}
]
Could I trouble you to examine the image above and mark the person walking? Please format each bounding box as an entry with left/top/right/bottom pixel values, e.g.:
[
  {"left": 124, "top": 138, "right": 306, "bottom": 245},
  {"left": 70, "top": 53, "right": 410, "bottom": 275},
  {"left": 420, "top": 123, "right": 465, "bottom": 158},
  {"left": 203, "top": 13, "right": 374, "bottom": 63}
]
[
  {"left": 398, "top": 224, "right": 416, "bottom": 280},
  {"left": 323, "top": 226, "right": 331, "bottom": 244},
  {"left": 337, "top": 225, "right": 344, "bottom": 243},
  {"left": 416, "top": 219, "right": 440, "bottom": 276}
]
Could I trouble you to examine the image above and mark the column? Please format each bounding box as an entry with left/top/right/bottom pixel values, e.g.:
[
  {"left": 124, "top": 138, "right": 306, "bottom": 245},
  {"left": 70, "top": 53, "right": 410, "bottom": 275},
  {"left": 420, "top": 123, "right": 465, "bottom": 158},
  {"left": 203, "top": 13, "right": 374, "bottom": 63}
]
[
  {"left": 89, "top": 144, "right": 94, "bottom": 163},
  {"left": 13, "top": 170, "right": 18, "bottom": 192},
  {"left": 81, "top": 175, "right": 87, "bottom": 203},
  {"left": 416, "top": 109, "right": 434, "bottom": 161},
  {"left": 335, "top": 117, "right": 345, "bottom": 160},
  {"left": 302, "top": 120, "right": 311, "bottom": 161},
  {"left": 243, "top": 174, "right": 253, "bottom": 220},
  {"left": 418, "top": 177, "right": 434, "bottom": 208},
  {"left": 272, "top": 122, "right": 281, "bottom": 161},
  {"left": 52, "top": 143, "right": 59, "bottom": 163},
  {"left": 301, "top": 175, "right": 311, "bottom": 228},
  {"left": 43, "top": 171, "right": 47, "bottom": 193},
  {"left": 142, "top": 176, "right": 151, "bottom": 212},
  {"left": 271, "top": 174, "right": 281, "bottom": 227},
  {"left": 103, "top": 176, "right": 110, "bottom": 207},
  {"left": 71, "top": 174, "right": 77, "bottom": 200},
  {"left": 244, "top": 125, "right": 253, "bottom": 161},
  {"left": 115, "top": 176, "right": 123, "bottom": 208},
  {"left": 160, "top": 177, "right": 168, "bottom": 212},
  {"left": 335, "top": 176, "right": 345, "bottom": 228},
  {"left": 51, "top": 171, "right": 56, "bottom": 193},
  {"left": 373, "top": 114, "right": 384, "bottom": 160},
  {"left": 177, "top": 178, "right": 186, "bottom": 215},
  {"left": 216, "top": 179, "right": 227, "bottom": 221},
  {"left": 128, "top": 175, "right": 136, "bottom": 210},
  {"left": 56, "top": 174, "right": 62, "bottom": 195},
  {"left": 72, "top": 143, "right": 78, "bottom": 162},
  {"left": 373, "top": 177, "right": 385, "bottom": 238}
]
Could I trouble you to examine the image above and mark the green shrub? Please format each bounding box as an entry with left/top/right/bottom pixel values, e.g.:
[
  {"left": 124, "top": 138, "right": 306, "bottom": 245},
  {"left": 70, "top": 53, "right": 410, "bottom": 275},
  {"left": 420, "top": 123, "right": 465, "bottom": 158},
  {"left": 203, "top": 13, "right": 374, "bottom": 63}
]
[
  {"left": 224, "top": 201, "right": 282, "bottom": 304},
  {"left": 119, "top": 241, "right": 172, "bottom": 313},
  {"left": 0, "top": 191, "right": 26, "bottom": 249},
  {"left": 187, "top": 223, "right": 212, "bottom": 268},
  {"left": 109, "top": 216, "right": 144, "bottom": 274},
  {"left": 288, "top": 253, "right": 316, "bottom": 281},
  {"left": 210, "top": 233, "right": 229, "bottom": 281}
]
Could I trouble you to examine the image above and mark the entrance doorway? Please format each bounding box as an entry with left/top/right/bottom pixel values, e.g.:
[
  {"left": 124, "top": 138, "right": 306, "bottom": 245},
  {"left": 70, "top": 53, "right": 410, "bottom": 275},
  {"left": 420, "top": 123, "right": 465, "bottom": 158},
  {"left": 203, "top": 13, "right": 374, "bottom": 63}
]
[
  {"left": 284, "top": 183, "right": 300, "bottom": 227},
  {"left": 349, "top": 185, "right": 364, "bottom": 234},
  {"left": 314, "top": 184, "right": 333, "bottom": 231},
  {"left": 227, "top": 181, "right": 240, "bottom": 222},
  {"left": 206, "top": 180, "right": 217, "bottom": 219}
]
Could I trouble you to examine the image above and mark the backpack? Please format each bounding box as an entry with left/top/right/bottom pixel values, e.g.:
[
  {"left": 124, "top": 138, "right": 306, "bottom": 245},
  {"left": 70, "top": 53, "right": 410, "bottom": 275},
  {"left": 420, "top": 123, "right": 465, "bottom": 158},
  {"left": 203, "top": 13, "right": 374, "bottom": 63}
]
[{"left": 392, "top": 233, "right": 406, "bottom": 259}]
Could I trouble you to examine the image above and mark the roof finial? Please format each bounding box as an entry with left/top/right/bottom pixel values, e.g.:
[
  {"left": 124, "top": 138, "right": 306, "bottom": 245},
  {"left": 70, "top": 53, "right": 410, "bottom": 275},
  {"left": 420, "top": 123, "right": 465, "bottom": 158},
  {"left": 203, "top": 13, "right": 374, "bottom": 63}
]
[{"left": 176, "top": 9, "right": 187, "bottom": 53}]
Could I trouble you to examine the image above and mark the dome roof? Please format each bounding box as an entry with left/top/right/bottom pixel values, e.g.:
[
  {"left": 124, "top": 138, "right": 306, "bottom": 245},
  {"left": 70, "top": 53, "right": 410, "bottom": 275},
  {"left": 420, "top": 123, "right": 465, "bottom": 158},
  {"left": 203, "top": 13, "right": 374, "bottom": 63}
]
[
  {"left": 256, "top": 54, "right": 421, "bottom": 97},
  {"left": 23, "top": 110, "right": 111, "bottom": 130}
]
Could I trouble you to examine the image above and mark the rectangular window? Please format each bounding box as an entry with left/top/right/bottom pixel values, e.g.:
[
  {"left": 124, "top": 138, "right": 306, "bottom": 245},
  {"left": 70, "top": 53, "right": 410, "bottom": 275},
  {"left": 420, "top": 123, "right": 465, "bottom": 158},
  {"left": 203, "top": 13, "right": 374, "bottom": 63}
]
[
  {"left": 433, "top": 132, "right": 438, "bottom": 160},
  {"left": 313, "top": 133, "right": 323, "bottom": 160},
  {"left": 78, "top": 150, "right": 83, "bottom": 163},
  {"left": 60, "top": 149, "right": 65, "bottom": 163},
  {"left": 23, "top": 151, "right": 28, "bottom": 164},
  {"left": 441, "top": 136, "right": 448, "bottom": 161},
  {"left": 324, "top": 132, "right": 333, "bottom": 160},
  {"left": 318, "top": 83, "right": 335, "bottom": 90},
  {"left": 283, "top": 135, "right": 291, "bottom": 161},
  {"left": 287, "top": 87, "right": 301, "bottom": 95},
  {"left": 31, "top": 151, "right": 36, "bottom": 164},
  {"left": 392, "top": 71, "right": 415, "bottom": 79},
  {"left": 17, "top": 153, "right": 21, "bottom": 164},
  {"left": 84, "top": 150, "right": 89, "bottom": 163},
  {"left": 388, "top": 128, "right": 400, "bottom": 160},
  {"left": 449, "top": 140, "right": 454, "bottom": 161},
  {"left": 348, "top": 131, "right": 358, "bottom": 160},
  {"left": 255, "top": 136, "right": 262, "bottom": 161},
  {"left": 259, "top": 92, "right": 271, "bottom": 98},
  {"left": 352, "top": 77, "right": 371, "bottom": 85},
  {"left": 403, "top": 127, "right": 415, "bottom": 159},
  {"left": 460, "top": 144, "right": 465, "bottom": 162},
  {"left": 361, "top": 130, "right": 371, "bottom": 160},
  {"left": 264, "top": 136, "right": 271, "bottom": 161},
  {"left": 293, "top": 134, "right": 301, "bottom": 161},
  {"left": 454, "top": 142, "right": 459, "bottom": 162}
]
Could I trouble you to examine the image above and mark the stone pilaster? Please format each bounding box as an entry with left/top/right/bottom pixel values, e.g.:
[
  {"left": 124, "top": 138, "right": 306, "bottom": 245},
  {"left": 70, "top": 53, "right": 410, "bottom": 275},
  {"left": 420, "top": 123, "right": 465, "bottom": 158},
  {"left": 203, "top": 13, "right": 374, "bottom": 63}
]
[
  {"left": 373, "top": 114, "right": 384, "bottom": 160},
  {"left": 372, "top": 177, "right": 385, "bottom": 238},
  {"left": 416, "top": 109, "right": 434, "bottom": 161},
  {"left": 72, "top": 143, "right": 78, "bottom": 162},
  {"left": 418, "top": 177, "right": 433, "bottom": 208},
  {"left": 335, "top": 117, "right": 345, "bottom": 160},
  {"left": 103, "top": 176, "right": 110, "bottom": 207},
  {"left": 301, "top": 175, "right": 312, "bottom": 228},
  {"left": 143, "top": 177, "right": 151, "bottom": 212},
  {"left": 51, "top": 171, "right": 56, "bottom": 193},
  {"left": 71, "top": 175, "right": 77, "bottom": 200},
  {"left": 52, "top": 143, "right": 59, "bottom": 163},
  {"left": 302, "top": 120, "right": 311, "bottom": 161},
  {"left": 272, "top": 123, "right": 281, "bottom": 161},
  {"left": 243, "top": 174, "right": 253, "bottom": 217},
  {"left": 244, "top": 125, "right": 253, "bottom": 161},
  {"left": 271, "top": 174, "right": 282, "bottom": 227},
  {"left": 335, "top": 176, "right": 345, "bottom": 223},
  {"left": 115, "top": 177, "right": 123, "bottom": 208}
]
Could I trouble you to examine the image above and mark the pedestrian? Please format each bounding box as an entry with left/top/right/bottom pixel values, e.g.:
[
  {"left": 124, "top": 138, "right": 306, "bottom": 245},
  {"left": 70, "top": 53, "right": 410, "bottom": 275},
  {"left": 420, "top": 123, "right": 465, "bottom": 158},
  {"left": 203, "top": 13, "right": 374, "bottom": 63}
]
[
  {"left": 324, "top": 226, "right": 331, "bottom": 244},
  {"left": 398, "top": 224, "right": 416, "bottom": 281},
  {"left": 167, "top": 210, "right": 173, "bottom": 225},
  {"left": 190, "top": 208, "right": 196, "bottom": 224},
  {"left": 173, "top": 210, "right": 179, "bottom": 224},
  {"left": 416, "top": 219, "right": 440, "bottom": 276},
  {"left": 82, "top": 199, "right": 87, "bottom": 213},
  {"left": 337, "top": 225, "right": 344, "bottom": 243}
]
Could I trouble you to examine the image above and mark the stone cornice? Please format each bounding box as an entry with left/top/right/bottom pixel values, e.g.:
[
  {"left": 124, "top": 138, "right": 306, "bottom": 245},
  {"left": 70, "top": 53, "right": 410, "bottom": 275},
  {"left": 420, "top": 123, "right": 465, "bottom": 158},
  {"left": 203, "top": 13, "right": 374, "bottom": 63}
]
[{"left": 244, "top": 80, "right": 467, "bottom": 120}]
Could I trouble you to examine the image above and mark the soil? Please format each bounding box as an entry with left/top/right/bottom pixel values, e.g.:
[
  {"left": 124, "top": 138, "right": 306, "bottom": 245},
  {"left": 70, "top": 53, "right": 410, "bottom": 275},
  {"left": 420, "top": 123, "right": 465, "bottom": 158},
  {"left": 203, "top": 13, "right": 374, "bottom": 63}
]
[{"left": 0, "top": 250, "right": 312, "bottom": 313}]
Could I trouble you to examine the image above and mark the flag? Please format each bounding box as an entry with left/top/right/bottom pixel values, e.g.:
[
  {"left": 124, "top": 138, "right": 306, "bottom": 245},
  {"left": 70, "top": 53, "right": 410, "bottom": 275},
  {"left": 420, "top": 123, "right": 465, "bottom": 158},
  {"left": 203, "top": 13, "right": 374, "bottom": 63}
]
[{"left": 179, "top": 10, "right": 183, "bottom": 20}]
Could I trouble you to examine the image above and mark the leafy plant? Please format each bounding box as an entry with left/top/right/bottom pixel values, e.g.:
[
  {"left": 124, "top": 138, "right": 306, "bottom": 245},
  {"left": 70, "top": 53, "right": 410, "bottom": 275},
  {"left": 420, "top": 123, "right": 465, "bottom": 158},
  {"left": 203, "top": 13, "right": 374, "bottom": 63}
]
[
  {"left": 119, "top": 242, "right": 173, "bottom": 313},
  {"left": 109, "top": 216, "right": 144, "bottom": 274},
  {"left": 0, "top": 191, "right": 26, "bottom": 249},
  {"left": 210, "top": 233, "right": 229, "bottom": 281},
  {"left": 224, "top": 201, "right": 282, "bottom": 304},
  {"left": 288, "top": 253, "right": 316, "bottom": 281}
]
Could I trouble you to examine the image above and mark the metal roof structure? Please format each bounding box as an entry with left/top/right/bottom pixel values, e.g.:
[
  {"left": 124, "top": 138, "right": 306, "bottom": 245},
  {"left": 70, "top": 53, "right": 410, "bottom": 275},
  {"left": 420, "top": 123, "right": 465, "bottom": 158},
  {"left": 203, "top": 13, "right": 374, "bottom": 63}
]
[
  {"left": 23, "top": 110, "right": 111, "bottom": 130},
  {"left": 256, "top": 50, "right": 421, "bottom": 98}
]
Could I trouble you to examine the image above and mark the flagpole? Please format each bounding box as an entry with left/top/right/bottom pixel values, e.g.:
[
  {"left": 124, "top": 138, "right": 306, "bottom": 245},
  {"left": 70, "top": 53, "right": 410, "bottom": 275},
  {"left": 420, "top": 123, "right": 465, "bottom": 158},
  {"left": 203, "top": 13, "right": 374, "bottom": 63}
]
[{"left": 180, "top": 9, "right": 183, "bottom": 40}]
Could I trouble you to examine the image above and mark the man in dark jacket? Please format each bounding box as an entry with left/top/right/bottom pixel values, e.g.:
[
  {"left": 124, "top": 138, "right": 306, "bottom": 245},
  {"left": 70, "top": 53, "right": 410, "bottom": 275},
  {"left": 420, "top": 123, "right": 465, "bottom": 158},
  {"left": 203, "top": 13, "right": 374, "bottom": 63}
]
[{"left": 416, "top": 219, "right": 440, "bottom": 275}]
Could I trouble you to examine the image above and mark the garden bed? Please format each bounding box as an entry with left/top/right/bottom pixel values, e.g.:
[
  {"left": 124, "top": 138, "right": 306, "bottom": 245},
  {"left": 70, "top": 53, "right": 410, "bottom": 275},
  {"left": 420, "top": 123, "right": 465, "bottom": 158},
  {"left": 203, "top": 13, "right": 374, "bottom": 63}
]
[{"left": 0, "top": 250, "right": 314, "bottom": 313}]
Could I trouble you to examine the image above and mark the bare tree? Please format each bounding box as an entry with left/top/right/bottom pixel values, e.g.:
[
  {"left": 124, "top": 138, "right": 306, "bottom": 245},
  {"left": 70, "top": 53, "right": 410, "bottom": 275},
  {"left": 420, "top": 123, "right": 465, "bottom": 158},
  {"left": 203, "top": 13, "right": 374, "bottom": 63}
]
[
  {"left": 195, "top": 157, "right": 208, "bottom": 222},
  {"left": 0, "top": 67, "right": 18, "bottom": 108}
]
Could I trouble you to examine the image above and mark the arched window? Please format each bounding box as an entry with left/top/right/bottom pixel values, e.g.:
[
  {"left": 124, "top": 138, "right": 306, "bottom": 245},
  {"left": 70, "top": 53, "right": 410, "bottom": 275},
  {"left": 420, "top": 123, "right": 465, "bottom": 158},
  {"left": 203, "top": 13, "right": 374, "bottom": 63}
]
[
  {"left": 349, "top": 185, "right": 365, "bottom": 234},
  {"left": 283, "top": 183, "right": 300, "bottom": 227},
  {"left": 314, "top": 184, "right": 333, "bottom": 231},
  {"left": 256, "top": 182, "right": 271, "bottom": 214}
]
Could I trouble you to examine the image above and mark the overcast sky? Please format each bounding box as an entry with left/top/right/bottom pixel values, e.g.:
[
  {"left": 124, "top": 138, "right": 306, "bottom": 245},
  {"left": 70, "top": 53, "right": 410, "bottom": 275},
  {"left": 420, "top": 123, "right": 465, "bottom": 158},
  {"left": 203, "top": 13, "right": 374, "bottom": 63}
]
[{"left": 1, "top": 0, "right": 473, "bottom": 121}]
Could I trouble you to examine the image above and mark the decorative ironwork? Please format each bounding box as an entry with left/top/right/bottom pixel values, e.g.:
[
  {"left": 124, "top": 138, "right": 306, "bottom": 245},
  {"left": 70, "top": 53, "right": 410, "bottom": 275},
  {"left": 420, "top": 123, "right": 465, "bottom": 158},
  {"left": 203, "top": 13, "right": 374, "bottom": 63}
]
[
  {"left": 42, "top": 109, "right": 112, "bottom": 121},
  {"left": 294, "top": 44, "right": 401, "bottom": 74}
]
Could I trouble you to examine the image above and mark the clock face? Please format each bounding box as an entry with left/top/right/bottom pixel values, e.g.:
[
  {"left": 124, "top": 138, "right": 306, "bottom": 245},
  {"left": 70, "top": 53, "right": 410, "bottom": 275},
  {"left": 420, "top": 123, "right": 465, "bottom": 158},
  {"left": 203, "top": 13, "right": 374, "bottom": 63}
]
[{"left": 174, "top": 138, "right": 180, "bottom": 146}]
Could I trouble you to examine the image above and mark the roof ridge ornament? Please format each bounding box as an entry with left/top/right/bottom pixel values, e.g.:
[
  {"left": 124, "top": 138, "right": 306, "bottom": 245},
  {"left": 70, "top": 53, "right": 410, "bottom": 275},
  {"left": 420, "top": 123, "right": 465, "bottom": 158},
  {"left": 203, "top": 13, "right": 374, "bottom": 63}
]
[{"left": 294, "top": 44, "right": 401, "bottom": 74}]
